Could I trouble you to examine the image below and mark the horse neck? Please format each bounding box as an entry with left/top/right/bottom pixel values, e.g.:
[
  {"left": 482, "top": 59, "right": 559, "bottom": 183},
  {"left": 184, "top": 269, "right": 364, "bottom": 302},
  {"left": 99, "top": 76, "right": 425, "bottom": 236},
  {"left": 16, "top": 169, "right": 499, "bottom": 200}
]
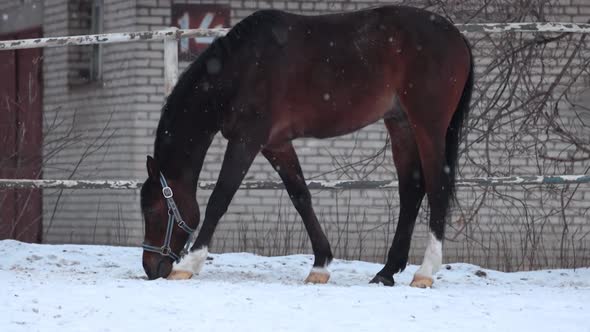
[
  {"left": 155, "top": 41, "right": 230, "bottom": 188},
  {"left": 154, "top": 101, "right": 217, "bottom": 190}
]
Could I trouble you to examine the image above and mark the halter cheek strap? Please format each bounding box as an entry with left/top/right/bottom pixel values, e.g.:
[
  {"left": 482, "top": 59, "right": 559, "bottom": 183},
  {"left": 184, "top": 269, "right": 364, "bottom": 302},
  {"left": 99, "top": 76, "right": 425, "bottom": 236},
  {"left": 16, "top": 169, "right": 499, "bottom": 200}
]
[{"left": 142, "top": 172, "right": 196, "bottom": 263}]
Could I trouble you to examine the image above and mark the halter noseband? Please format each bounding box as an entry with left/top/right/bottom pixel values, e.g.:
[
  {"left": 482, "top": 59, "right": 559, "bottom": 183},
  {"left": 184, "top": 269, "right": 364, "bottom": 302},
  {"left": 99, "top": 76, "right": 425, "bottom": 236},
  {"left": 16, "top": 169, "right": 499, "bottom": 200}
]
[{"left": 142, "top": 172, "right": 196, "bottom": 263}]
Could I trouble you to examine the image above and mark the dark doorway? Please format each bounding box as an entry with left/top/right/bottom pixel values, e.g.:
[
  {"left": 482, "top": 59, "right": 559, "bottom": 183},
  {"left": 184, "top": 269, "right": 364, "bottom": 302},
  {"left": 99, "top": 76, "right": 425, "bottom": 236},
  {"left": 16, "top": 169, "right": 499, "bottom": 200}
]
[{"left": 0, "top": 28, "right": 43, "bottom": 243}]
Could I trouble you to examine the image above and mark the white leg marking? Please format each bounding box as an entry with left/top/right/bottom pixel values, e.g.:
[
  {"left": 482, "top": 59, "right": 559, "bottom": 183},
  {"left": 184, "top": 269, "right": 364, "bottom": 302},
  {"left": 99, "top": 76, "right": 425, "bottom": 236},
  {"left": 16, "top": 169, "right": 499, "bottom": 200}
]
[
  {"left": 173, "top": 247, "right": 208, "bottom": 275},
  {"left": 413, "top": 232, "right": 442, "bottom": 283},
  {"left": 310, "top": 266, "right": 330, "bottom": 275}
]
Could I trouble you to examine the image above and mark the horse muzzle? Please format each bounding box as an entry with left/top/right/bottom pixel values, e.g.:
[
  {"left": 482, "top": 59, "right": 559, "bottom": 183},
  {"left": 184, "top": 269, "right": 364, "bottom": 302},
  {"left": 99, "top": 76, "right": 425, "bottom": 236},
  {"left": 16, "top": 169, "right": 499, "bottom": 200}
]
[{"left": 142, "top": 253, "right": 173, "bottom": 280}]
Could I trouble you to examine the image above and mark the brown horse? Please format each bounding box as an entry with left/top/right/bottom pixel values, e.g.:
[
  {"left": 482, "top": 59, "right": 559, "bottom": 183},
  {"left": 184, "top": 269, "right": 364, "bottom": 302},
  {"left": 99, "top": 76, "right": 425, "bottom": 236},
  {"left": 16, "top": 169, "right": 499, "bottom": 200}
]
[{"left": 141, "top": 5, "right": 473, "bottom": 287}]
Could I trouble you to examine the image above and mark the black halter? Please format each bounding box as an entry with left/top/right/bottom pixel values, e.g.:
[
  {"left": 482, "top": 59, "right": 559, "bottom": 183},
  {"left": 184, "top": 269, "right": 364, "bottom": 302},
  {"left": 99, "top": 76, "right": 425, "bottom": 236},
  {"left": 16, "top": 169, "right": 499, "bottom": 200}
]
[{"left": 142, "top": 172, "right": 196, "bottom": 262}]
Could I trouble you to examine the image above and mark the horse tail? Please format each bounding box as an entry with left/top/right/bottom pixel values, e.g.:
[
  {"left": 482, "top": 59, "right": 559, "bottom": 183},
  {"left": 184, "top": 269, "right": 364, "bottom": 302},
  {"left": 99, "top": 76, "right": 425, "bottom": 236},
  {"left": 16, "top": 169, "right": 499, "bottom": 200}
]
[{"left": 445, "top": 37, "right": 473, "bottom": 201}]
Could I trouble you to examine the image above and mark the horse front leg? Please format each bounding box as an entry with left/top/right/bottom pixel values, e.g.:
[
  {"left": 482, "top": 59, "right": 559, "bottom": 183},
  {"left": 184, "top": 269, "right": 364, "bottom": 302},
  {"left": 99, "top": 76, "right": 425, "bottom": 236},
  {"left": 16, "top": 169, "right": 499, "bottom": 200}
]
[
  {"left": 172, "top": 137, "right": 263, "bottom": 277},
  {"left": 262, "top": 143, "right": 333, "bottom": 284}
]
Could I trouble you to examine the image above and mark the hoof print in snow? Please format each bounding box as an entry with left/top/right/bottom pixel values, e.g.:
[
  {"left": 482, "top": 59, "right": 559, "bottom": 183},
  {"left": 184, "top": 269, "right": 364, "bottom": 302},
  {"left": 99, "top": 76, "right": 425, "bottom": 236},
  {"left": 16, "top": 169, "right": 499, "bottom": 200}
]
[
  {"left": 369, "top": 274, "right": 394, "bottom": 287},
  {"left": 475, "top": 270, "right": 487, "bottom": 278},
  {"left": 26, "top": 255, "right": 43, "bottom": 262}
]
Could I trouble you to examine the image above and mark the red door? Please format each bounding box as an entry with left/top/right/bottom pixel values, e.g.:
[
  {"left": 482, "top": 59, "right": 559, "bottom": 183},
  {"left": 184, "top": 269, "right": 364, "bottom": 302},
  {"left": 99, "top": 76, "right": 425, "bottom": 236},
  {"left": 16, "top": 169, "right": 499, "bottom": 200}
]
[{"left": 0, "top": 28, "right": 43, "bottom": 243}]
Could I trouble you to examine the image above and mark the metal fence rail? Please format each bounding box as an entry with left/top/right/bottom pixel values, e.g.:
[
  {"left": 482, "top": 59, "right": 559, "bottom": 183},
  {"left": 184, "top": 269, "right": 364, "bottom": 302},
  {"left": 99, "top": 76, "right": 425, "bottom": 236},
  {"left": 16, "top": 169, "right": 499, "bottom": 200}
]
[
  {"left": 1, "top": 22, "right": 590, "bottom": 51},
  {"left": 1, "top": 175, "right": 588, "bottom": 190},
  {"left": 0, "top": 28, "right": 227, "bottom": 50},
  {"left": 455, "top": 22, "right": 590, "bottom": 33}
]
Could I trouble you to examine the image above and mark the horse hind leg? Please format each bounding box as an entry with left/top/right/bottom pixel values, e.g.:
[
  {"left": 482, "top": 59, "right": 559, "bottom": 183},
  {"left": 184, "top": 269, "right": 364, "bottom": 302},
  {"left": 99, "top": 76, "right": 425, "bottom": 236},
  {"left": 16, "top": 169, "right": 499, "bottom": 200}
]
[
  {"left": 370, "top": 117, "right": 425, "bottom": 286},
  {"left": 262, "top": 143, "right": 333, "bottom": 284},
  {"left": 410, "top": 125, "right": 452, "bottom": 288}
]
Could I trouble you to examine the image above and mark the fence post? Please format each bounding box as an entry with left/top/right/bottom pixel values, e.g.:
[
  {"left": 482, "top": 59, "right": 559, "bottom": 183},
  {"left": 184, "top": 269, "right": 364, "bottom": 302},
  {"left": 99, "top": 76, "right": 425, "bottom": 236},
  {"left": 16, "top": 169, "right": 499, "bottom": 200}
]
[{"left": 163, "top": 27, "right": 179, "bottom": 97}]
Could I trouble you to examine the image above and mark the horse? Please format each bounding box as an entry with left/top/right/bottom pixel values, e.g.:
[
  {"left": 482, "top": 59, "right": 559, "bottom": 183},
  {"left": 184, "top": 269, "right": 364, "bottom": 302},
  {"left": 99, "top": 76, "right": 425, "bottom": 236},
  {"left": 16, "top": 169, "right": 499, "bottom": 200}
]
[{"left": 140, "top": 5, "right": 473, "bottom": 287}]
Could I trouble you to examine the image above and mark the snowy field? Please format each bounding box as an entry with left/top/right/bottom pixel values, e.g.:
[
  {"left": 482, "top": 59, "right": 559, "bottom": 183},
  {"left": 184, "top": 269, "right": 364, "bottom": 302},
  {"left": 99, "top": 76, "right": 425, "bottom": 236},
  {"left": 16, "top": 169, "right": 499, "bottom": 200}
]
[{"left": 1, "top": 240, "right": 589, "bottom": 332}]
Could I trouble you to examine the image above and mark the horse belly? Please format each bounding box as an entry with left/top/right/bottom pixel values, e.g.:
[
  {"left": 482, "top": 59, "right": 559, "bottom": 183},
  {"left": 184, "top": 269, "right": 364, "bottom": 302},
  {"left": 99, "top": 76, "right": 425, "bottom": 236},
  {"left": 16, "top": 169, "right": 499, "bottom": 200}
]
[
  {"left": 291, "top": 60, "right": 395, "bottom": 138},
  {"left": 301, "top": 98, "right": 392, "bottom": 139}
]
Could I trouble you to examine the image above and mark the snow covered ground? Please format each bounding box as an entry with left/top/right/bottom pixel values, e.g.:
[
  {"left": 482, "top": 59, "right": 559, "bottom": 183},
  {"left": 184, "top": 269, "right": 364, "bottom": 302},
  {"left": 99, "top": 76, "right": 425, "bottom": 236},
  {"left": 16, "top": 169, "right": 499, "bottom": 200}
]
[{"left": 1, "top": 240, "right": 589, "bottom": 332}]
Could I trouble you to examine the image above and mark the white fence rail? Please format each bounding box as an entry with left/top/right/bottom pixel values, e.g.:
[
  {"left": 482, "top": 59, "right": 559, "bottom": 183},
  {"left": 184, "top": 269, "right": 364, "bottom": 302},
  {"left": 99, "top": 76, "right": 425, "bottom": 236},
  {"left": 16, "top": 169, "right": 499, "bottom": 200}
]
[
  {"left": 1, "top": 22, "right": 589, "bottom": 51},
  {"left": 0, "top": 22, "right": 589, "bottom": 190},
  {"left": 0, "top": 175, "right": 589, "bottom": 190},
  {"left": 0, "top": 28, "right": 229, "bottom": 50}
]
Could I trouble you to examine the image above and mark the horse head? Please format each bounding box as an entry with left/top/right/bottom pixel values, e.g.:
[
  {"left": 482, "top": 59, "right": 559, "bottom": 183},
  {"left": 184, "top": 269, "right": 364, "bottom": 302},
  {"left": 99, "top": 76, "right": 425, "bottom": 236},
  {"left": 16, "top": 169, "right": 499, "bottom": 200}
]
[{"left": 140, "top": 155, "right": 199, "bottom": 279}]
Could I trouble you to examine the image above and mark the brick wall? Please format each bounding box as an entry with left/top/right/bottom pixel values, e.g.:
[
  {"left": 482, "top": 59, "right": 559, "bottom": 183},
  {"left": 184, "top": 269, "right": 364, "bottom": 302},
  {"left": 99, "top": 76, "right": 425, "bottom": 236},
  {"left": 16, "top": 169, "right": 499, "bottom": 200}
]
[
  {"left": 0, "top": 0, "right": 43, "bottom": 34},
  {"left": 42, "top": 0, "right": 143, "bottom": 245},
  {"left": 0, "top": 0, "right": 20, "bottom": 11},
  {"left": 12, "top": 0, "right": 588, "bottom": 270}
]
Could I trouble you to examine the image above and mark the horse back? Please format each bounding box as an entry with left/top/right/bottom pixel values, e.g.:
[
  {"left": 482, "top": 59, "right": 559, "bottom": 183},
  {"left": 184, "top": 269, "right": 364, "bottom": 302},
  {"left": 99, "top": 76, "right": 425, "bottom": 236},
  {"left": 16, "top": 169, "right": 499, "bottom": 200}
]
[{"left": 221, "top": 6, "right": 471, "bottom": 143}]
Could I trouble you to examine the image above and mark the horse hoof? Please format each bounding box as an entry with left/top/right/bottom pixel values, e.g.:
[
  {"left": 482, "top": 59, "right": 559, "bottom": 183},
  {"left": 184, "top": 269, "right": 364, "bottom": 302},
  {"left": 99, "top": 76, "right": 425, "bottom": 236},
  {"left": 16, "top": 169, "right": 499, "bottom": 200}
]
[
  {"left": 369, "top": 274, "right": 395, "bottom": 286},
  {"left": 167, "top": 270, "right": 193, "bottom": 280},
  {"left": 305, "top": 268, "right": 330, "bottom": 284},
  {"left": 410, "top": 275, "right": 433, "bottom": 288}
]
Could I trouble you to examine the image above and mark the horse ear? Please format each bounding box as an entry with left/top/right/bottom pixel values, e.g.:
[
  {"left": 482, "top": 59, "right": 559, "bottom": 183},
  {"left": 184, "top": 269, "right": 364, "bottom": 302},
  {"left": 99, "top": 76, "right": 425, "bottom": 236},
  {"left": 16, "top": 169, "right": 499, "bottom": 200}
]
[{"left": 146, "top": 155, "right": 159, "bottom": 181}]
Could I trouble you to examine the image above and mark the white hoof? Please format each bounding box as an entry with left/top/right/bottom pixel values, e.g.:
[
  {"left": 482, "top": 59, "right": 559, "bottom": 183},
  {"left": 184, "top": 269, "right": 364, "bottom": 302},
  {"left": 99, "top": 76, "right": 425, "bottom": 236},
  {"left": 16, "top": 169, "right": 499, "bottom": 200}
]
[
  {"left": 171, "top": 247, "right": 208, "bottom": 277},
  {"left": 305, "top": 267, "right": 330, "bottom": 284},
  {"left": 167, "top": 270, "right": 193, "bottom": 280},
  {"left": 410, "top": 274, "right": 434, "bottom": 288}
]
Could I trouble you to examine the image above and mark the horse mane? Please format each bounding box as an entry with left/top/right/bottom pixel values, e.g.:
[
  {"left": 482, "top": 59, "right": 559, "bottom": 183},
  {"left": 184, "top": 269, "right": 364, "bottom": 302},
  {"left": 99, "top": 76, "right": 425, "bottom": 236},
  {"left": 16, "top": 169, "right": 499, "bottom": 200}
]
[
  {"left": 155, "top": 10, "right": 285, "bottom": 160},
  {"left": 161, "top": 9, "right": 283, "bottom": 116},
  {"left": 225, "top": 10, "right": 283, "bottom": 46}
]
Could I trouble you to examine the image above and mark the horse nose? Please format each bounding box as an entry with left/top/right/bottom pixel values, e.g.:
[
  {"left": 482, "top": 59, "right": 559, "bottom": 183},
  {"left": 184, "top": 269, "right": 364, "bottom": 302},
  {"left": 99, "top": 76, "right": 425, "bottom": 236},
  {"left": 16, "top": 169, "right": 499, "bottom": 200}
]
[
  {"left": 143, "top": 256, "right": 173, "bottom": 280},
  {"left": 143, "top": 259, "right": 160, "bottom": 280}
]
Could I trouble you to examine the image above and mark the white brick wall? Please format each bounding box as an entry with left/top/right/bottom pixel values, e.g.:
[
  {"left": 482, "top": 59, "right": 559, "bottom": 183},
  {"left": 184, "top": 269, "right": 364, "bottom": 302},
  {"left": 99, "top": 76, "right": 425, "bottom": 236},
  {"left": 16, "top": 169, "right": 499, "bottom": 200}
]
[
  {"left": 15, "top": 0, "right": 587, "bottom": 270},
  {"left": 42, "top": 0, "right": 143, "bottom": 245}
]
